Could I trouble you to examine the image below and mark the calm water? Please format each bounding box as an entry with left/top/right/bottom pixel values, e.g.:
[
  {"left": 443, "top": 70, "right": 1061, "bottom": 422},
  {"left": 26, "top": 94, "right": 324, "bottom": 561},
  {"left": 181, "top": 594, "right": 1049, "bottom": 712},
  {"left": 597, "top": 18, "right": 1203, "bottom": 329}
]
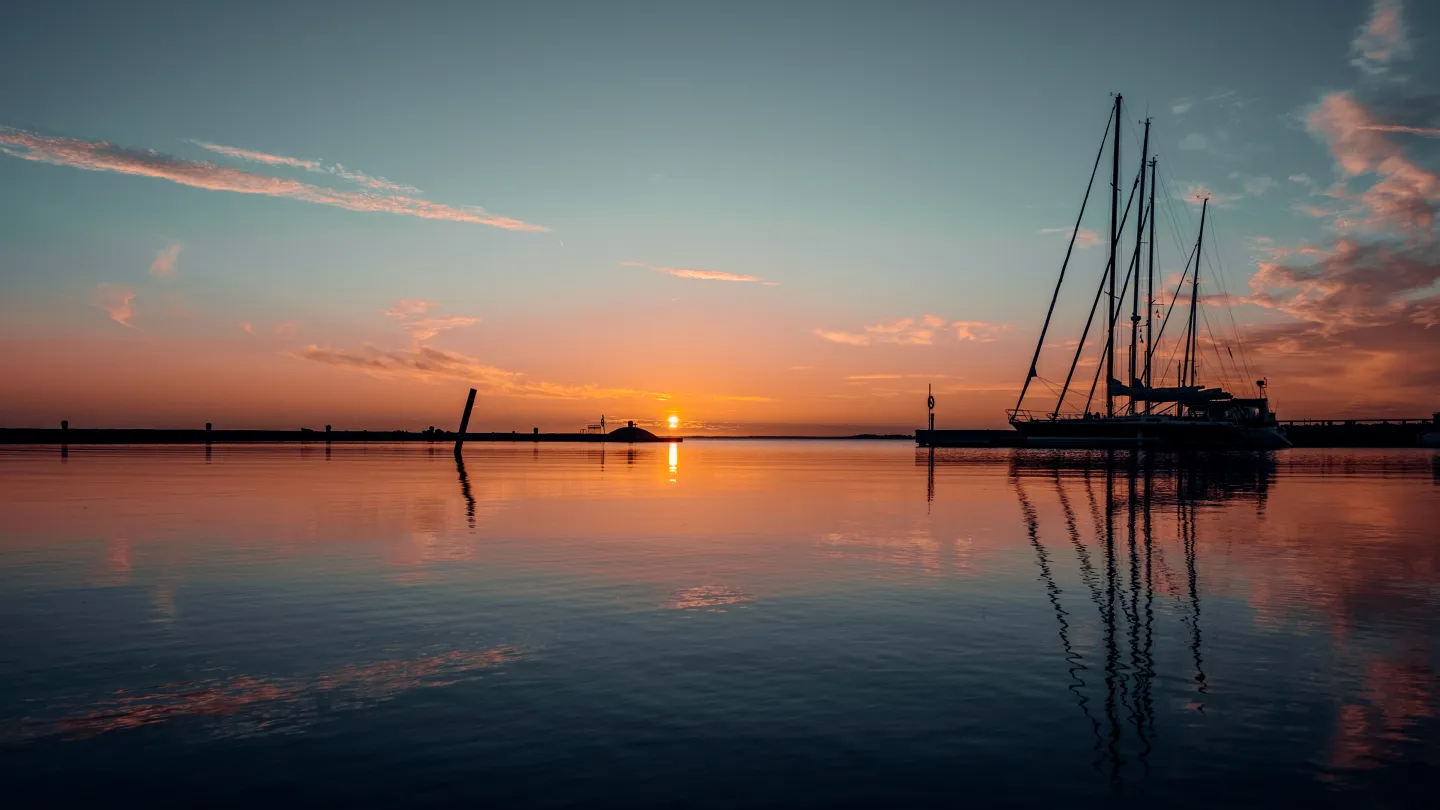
[{"left": 1, "top": 442, "right": 1437, "bottom": 808}]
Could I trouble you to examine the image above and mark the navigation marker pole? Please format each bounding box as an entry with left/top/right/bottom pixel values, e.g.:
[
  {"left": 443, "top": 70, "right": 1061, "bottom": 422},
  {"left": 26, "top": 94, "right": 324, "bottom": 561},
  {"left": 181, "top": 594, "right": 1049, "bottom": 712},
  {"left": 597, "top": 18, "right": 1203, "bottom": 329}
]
[{"left": 454, "top": 388, "right": 477, "bottom": 457}]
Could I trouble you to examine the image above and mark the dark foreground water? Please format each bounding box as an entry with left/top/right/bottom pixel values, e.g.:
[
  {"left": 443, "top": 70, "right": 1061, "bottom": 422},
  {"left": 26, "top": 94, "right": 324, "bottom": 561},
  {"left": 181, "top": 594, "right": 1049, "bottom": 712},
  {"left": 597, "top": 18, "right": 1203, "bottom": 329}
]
[{"left": 1, "top": 442, "right": 1436, "bottom": 808}]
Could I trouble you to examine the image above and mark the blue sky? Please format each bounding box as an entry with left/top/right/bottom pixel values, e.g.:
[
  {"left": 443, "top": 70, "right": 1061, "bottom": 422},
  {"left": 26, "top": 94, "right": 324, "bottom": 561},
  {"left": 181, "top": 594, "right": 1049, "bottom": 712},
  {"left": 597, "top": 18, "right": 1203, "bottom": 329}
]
[{"left": 2, "top": 0, "right": 1437, "bottom": 430}]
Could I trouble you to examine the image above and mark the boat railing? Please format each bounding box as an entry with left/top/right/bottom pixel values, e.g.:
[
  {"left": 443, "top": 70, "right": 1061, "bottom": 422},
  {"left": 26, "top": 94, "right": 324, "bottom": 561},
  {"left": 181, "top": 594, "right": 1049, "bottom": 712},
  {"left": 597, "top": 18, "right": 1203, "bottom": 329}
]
[{"left": 1007, "top": 409, "right": 1096, "bottom": 422}]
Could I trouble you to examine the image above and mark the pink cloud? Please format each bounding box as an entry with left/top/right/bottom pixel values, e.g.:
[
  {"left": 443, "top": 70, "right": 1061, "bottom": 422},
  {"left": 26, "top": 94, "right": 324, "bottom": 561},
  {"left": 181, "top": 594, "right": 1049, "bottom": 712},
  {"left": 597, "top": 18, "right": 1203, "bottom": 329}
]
[
  {"left": 239, "top": 321, "right": 255, "bottom": 335},
  {"left": 0, "top": 127, "right": 545, "bottom": 231},
  {"left": 1307, "top": 93, "right": 1440, "bottom": 234},
  {"left": 814, "top": 316, "right": 1010, "bottom": 347},
  {"left": 95, "top": 285, "right": 135, "bottom": 327},
  {"left": 1350, "top": 0, "right": 1410, "bottom": 75},
  {"left": 149, "top": 244, "right": 182, "bottom": 278},
  {"left": 621, "top": 261, "right": 776, "bottom": 284}
]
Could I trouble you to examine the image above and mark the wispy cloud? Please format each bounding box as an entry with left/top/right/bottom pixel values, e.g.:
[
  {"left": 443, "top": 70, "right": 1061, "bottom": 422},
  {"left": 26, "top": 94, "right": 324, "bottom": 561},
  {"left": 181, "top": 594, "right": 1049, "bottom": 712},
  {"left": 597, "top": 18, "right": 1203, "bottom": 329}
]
[
  {"left": 149, "top": 244, "right": 182, "bottom": 278},
  {"left": 0, "top": 127, "right": 545, "bottom": 231},
  {"left": 294, "top": 344, "right": 665, "bottom": 400},
  {"left": 813, "top": 328, "right": 872, "bottom": 346},
  {"left": 403, "top": 316, "right": 480, "bottom": 341},
  {"left": 193, "top": 141, "right": 420, "bottom": 194},
  {"left": 1350, "top": 0, "right": 1410, "bottom": 75},
  {"left": 845, "top": 374, "right": 903, "bottom": 381},
  {"left": 382, "top": 298, "right": 476, "bottom": 341},
  {"left": 1359, "top": 124, "right": 1440, "bottom": 138},
  {"left": 95, "top": 285, "right": 135, "bottom": 327},
  {"left": 814, "top": 315, "right": 1009, "bottom": 346},
  {"left": 239, "top": 321, "right": 255, "bottom": 335},
  {"left": 621, "top": 261, "right": 777, "bottom": 284},
  {"left": 1038, "top": 227, "right": 1101, "bottom": 249},
  {"left": 383, "top": 299, "right": 437, "bottom": 318}
]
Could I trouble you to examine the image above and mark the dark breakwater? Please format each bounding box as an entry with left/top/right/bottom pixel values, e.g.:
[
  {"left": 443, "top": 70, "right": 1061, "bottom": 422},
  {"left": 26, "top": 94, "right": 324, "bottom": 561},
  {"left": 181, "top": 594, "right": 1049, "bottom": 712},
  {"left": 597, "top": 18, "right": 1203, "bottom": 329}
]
[{"left": 0, "top": 428, "right": 678, "bottom": 444}]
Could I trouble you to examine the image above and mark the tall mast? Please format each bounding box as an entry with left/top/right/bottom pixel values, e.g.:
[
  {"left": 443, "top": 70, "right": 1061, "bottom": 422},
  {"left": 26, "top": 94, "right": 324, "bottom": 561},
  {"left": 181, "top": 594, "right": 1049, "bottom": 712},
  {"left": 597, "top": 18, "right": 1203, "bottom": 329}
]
[
  {"left": 1144, "top": 157, "right": 1157, "bottom": 414},
  {"left": 1129, "top": 118, "right": 1149, "bottom": 415},
  {"left": 1188, "top": 198, "right": 1208, "bottom": 389},
  {"left": 1107, "top": 94, "right": 1122, "bottom": 418}
]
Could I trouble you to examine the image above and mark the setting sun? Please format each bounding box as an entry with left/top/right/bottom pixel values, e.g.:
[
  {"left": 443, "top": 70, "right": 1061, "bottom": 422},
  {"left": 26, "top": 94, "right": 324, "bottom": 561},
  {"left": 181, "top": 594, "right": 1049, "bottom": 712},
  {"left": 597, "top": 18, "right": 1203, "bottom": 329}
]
[{"left": 668, "top": 415, "right": 679, "bottom": 429}]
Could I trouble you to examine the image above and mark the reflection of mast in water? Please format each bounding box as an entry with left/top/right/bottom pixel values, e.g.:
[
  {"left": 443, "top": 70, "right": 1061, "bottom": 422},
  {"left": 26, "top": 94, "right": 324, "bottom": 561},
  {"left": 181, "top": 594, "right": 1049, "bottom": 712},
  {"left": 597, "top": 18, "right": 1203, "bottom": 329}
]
[
  {"left": 927, "top": 448, "right": 935, "bottom": 505},
  {"left": 1102, "top": 454, "right": 1123, "bottom": 790},
  {"left": 1181, "top": 485, "right": 1208, "bottom": 711},
  {"left": 1014, "top": 475, "right": 1100, "bottom": 749},
  {"left": 455, "top": 455, "right": 476, "bottom": 530}
]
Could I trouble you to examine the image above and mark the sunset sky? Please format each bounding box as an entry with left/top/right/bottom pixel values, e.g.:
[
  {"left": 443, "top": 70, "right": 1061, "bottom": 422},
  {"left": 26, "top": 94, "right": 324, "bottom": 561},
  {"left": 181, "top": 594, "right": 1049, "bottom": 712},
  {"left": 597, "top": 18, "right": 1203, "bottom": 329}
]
[{"left": 3, "top": 0, "right": 1438, "bottom": 433}]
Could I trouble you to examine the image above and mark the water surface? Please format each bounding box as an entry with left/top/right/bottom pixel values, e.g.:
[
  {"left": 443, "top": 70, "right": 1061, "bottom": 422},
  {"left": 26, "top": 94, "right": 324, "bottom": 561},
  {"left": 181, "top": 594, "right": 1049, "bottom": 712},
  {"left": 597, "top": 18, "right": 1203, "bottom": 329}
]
[{"left": 2, "top": 443, "right": 1437, "bottom": 807}]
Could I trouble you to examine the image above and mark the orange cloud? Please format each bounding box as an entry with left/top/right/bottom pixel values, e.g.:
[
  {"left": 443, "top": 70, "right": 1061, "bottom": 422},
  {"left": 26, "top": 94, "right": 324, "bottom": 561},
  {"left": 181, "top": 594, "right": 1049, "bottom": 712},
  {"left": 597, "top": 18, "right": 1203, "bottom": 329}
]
[
  {"left": 0, "top": 127, "right": 545, "bottom": 231},
  {"left": 95, "top": 285, "right": 135, "bottom": 327},
  {"left": 381, "top": 298, "right": 476, "bottom": 341}
]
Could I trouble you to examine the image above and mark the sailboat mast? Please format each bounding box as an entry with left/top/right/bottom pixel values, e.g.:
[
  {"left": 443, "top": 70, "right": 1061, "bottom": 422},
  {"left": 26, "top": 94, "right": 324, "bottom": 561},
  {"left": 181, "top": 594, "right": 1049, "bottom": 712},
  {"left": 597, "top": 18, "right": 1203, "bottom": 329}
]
[
  {"left": 1145, "top": 157, "right": 1156, "bottom": 414},
  {"left": 1129, "top": 118, "right": 1149, "bottom": 415},
  {"left": 1107, "top": 94, "right": 1122, "bottom": 418},
  {"left": 1189, "top": 198, "right": 1208, "bottom": 389}
]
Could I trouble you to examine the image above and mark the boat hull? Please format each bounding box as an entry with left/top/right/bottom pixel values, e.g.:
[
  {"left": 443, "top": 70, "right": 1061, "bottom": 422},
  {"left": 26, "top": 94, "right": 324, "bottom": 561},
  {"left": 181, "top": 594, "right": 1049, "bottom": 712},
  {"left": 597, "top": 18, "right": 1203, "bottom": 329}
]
[{"left": 1009, "top": 416, "right": 1290, "bottom": 450}]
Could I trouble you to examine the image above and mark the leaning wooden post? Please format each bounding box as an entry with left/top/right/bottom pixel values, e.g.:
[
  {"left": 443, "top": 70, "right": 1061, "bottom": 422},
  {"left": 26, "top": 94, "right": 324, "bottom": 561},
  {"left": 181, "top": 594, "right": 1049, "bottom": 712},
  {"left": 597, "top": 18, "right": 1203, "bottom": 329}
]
[{"left": 454, "top": 388, "right": 477, "bottom": 457}]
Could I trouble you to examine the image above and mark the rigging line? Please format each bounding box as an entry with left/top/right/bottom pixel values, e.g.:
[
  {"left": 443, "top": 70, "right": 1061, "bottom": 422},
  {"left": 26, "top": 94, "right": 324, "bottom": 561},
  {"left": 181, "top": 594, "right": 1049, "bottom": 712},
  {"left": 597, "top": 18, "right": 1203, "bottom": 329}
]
[
  {"left": 1152, "top": 237, "right": 1198, "bottom": 364},
  {"left": 1086, "top": 239, "right": 1139, "bottom": 413},
  {"left": 1015, "top": 108, "right": 1114, "bottom": 413},
  {"left": 1203, "top": 214, "right": 1260, "bottom": 394},
  {"left": 1053, "top": 162, "right": 1144, "bottom": 418}
]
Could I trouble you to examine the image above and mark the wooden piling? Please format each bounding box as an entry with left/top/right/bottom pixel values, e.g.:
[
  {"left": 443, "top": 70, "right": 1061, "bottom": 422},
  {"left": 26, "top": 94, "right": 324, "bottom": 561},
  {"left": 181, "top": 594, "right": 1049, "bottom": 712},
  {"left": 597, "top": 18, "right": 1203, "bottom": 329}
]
[{"left": 454, "top": 388, "right": 477, "bottom": 456}]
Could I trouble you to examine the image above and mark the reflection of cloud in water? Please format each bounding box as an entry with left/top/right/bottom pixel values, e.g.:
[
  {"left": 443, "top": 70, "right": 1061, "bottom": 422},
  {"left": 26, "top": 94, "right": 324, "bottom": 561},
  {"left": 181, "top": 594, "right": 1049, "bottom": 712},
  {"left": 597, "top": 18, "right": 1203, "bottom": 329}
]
[
  {"left": 1327, "top": 653, "right": 1438, "bottom": 774},
  {"left": 669, "top": 585, "right": 751, "bottom": 611},
  {"left": 7, "top": 647, "right": 518, "bottom": 743},
  {"left": 820, "top": 525, "right": 972, "bottom": 577}
]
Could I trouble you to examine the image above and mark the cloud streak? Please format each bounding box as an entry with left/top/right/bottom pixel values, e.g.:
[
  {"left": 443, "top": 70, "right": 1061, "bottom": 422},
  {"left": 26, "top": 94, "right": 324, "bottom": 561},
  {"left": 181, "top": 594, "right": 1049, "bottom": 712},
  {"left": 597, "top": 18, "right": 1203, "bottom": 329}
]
[
  {"left": 294, "top": 344, "right": 666, "bottom": 401},
  {"left": 0, "top": 127, "right": 545, "bottom": 231},
  {"left": 194, "top": 141, "right": 421, "bottom": 194},
  {"left": 621, "top": 261, "right": 777, "bottom": 284},
  {"left": 814, "top": 315, "right": 1009, "bottom": 346}
]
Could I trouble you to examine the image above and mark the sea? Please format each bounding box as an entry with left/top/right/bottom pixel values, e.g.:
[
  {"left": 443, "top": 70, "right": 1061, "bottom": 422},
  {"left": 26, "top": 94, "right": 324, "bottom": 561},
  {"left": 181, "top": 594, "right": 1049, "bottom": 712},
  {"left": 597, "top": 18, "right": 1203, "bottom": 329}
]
[{"left": 1, "top": 442, "right": 1436, "bottom": 808}]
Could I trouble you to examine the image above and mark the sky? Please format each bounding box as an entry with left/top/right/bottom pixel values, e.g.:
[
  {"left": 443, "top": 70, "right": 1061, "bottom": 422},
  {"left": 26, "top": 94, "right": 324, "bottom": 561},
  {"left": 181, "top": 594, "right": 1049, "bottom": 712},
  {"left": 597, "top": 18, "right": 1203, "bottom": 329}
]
[{"left": 2, "top": 0, "right": 1438, "bottom": 433}]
